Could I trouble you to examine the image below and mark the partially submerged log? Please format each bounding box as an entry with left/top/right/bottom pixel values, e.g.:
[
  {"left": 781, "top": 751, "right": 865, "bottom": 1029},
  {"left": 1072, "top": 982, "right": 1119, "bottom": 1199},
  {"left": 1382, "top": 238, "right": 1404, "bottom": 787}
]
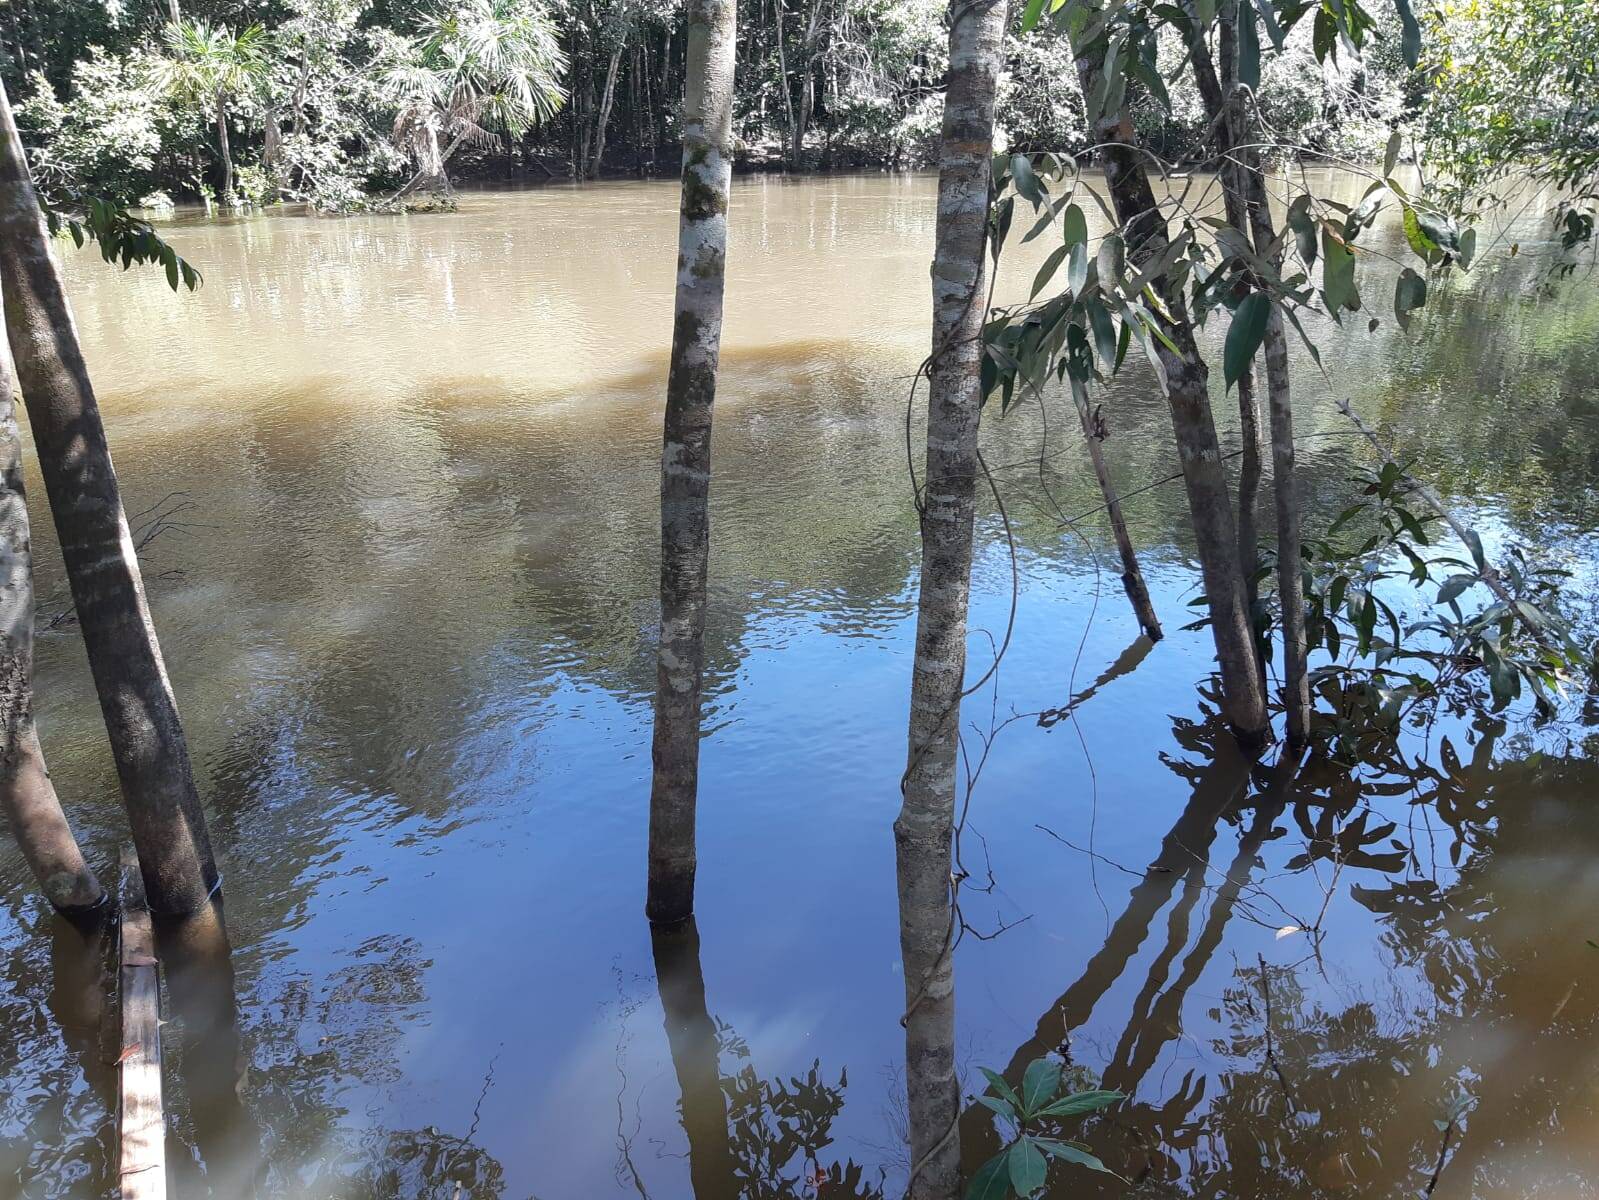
[{"left": 118, "top": 846, "right": 165, "bottom": 1199}]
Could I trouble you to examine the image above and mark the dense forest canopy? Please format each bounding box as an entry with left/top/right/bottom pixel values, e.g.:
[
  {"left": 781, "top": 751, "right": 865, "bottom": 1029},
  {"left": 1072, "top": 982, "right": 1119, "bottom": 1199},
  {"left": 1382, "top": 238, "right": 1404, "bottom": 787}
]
[{"left": 1, "top": 0, "right": 1438, "bottom": 210}]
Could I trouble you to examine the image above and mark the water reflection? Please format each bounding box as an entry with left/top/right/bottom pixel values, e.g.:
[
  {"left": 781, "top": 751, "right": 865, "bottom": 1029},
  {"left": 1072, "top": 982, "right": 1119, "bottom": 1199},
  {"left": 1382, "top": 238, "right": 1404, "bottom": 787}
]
[
  {"left": 649, "top": 917, "right": 883, "bottom": 1198},
  {"left": 0, "top": 174, "right": 1596, "bottom": 1196}
]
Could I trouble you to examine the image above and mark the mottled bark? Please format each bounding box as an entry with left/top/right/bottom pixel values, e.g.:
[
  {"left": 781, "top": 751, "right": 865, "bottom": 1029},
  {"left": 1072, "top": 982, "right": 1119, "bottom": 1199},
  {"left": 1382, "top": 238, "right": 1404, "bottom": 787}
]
[
  {"left": 897, "top": 3, "right": 1005, "bottom": 1196},
  {"left": 0, "top": 333, "right": 102, "bottom": 913},
  {"left": 1073, "top": 55, "right": 1267, "bottom": 744},
  {"left": 647, "top": 0, "right": 735, "bottom": 925},
  {"left": 0, "top": 80, "right": 218, "bottom": 915},
  {"left": 1076, "top": 400, "right": 1161, "bottom": 640},
  {"left": 650, "top": 918, "right": 737, "bottom": 1192}
]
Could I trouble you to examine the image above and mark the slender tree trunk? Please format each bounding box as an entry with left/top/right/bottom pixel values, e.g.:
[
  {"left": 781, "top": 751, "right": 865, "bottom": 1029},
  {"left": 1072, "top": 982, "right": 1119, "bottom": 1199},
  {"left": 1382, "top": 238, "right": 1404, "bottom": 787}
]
[
  {"left": 1193, "top": 16, "right": 1310, "bottom": 742},
  {"left": 0, "top": 331, "right": 102, "bottom": 914},
  {"left": 0, "top": 81, "right": 219, "bottom": 916},
  {"left": 773, "top": 0, "right": 798, "bottom": 162},
  {"left": 897, "top": 4, "right": 1005, "bottom": 1197},
  {"left": 1073, "top": 56, "right": 1268, "bottom": 745},
  {"left": 650, "top": 918, "right": 738, "bottom": 1191},
  {"left": 214, "top": 92, "right": 233, "bottom": 202},
  {"left": 1215, "top": 7, "right": 1263, "bottom": 634},
  {"left": 590, "top": 44, "right": 625, "bottom": 178},
  {"left": 167, "top": 0, "right": 180, "bottom": 24},
  {"left": 1075, "top": 399, "right": 1161, "bottom": 641},
  {"left": 646, "top": 0, "right": 736, "bottom": 925}
]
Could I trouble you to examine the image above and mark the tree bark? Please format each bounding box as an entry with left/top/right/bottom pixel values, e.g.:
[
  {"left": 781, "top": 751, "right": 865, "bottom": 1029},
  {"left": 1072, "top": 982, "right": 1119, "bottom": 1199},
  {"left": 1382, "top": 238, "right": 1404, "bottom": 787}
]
[
  {"left": 1072, "top": 55, "right": 1268, "bottom": 745},
  {"left": 0, "top": 330, "right": 102, "bottom": 914},
  {"left": 646, "top": 0, "right": 736, "bottom": 926},
  {"left": 1192, "top": 14, "right": 1310, "bottom": 742},
  {"left": 214, "top": 91, "right": 233, "bottom": 202},
  {"left": 589, "top": 43, "right": 624, "bottom": 178},
  {"left": 896, "top": 3, "right": 1005, "bottom": 1197},
  {"left": 0, "top": 80, "right": 219, "bottom": 916},
  {"left": 1075, "top": 399, "right": 1161, "bottom": 641}
]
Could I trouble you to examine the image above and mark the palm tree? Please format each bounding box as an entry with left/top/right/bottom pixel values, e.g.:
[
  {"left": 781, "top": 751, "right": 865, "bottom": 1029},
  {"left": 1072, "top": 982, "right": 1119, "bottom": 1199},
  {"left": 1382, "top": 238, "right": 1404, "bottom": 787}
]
[
  {"left": 385, "top": 0, "right": 566, "bottom": 196},
  {"left": 156, "top": 20, "right": 270, "bottom": 203}
]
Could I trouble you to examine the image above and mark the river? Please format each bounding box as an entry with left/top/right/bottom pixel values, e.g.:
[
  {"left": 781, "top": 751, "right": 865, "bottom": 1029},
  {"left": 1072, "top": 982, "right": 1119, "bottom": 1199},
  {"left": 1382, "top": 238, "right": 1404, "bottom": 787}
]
[{"left": 2, "top": 171, "right": 1598, "bottom": 1198}]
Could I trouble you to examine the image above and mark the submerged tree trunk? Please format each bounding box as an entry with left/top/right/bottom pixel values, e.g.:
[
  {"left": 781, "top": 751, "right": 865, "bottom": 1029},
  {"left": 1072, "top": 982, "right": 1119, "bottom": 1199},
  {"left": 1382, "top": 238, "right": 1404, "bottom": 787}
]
[
  {"left": 1075, "top": 399, "right": 1161, "bottom": 640},
  {"left": 1073, "top": 57, "right": 1268, "bottom": 745},
  {"left": 0, "top": 332, "right": 102, "bottom": 914},
  {"left": 897, "top": 3, "right": 1005, "bottom": 1197},
  {"left": 214, "top": 92, "right": 234, "bottom": 202},
  {"left": 0, "top": 80, "right": 219, "bottom": 916},
  {"left": 646, "top": 0, "right": 736, "bottom": 926}
]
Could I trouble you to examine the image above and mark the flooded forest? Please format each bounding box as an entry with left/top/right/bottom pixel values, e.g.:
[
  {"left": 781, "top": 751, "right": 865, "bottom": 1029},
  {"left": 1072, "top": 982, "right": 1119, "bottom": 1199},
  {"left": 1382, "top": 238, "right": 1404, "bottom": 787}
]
[{"left": 0, "top": 0, "right": 1597, "bottom": 1197}]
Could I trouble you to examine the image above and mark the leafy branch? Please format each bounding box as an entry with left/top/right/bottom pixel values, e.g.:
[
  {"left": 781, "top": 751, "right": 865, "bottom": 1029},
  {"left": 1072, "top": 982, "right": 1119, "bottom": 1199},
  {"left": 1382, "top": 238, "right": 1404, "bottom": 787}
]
[{"left": 966, "top": 1058, "right": 1122, "bottom": 1199}]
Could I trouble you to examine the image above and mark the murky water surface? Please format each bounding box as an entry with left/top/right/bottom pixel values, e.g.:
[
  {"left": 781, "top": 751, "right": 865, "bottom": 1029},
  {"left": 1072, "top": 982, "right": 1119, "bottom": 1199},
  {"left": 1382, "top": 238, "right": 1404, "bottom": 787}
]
[{"left": 2, "top": 172, "right": 1598, "bottom": 1199}]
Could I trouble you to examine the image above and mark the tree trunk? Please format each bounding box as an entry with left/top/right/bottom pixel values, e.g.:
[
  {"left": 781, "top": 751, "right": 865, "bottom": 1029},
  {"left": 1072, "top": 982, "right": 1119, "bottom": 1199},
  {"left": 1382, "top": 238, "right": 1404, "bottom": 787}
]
[
  {"left": 773, "top": 0, "right": 798, "bottom": 162},
  {"left": 650, "top": 918, "right": 737, "bottom": 1191},
  {"left": 646, "top": 0, "right": 736, "bottom": 926},
  {"left": 1194, "top": 14, "right": 1311, "bottom": 743},
  {"left": 897, "top": 3, "right": 1005, "bottom": 1197},
  {"left": 1075, "top": 399, "right": 1161, "bottom": 641},
  {"left": 214, "top": 92, "right": 233, "bottom": 202},
  {"left": 590, "top": 44, "right": 624, "bottom": 178},
  {"left": 1072, "top": 56, "right": 1268, "bottom": 745},
  {"left": 0, "top": 80, "right": 219, "bottom": 916},
  {"left": 0, "top": 332, "right": 102, "bottom": 914}
]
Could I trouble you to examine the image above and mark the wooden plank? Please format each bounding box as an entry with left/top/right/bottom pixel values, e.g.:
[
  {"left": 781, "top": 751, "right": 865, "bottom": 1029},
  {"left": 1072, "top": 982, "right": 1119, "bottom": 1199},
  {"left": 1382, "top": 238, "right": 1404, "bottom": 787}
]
[{"left": 117, "top": 846, "right": 165, "bottom": 1200}]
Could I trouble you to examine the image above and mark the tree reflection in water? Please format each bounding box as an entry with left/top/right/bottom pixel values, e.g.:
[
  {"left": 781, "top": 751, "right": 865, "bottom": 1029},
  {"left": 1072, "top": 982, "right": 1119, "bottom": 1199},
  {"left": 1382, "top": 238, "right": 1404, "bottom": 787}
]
[
  {"left": 650, "top": 918, "right": 885, "bottom": 1199},
  {"left": 960, "top": 711, "right": 1599, "bottom": 1197}
]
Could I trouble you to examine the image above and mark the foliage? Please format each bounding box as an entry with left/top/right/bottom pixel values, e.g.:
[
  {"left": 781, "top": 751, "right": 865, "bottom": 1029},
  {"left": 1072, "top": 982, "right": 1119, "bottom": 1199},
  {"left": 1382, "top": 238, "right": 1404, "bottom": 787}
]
[
  {"left": 43, "top": 191, "right": 203, "bottom": 291},
  {"left": 1421, "top": 0, "right": 1599, "bottom": 254},
  {"left": 966, "top": 1058, "right": 1122, "bottom": 1198},
  {"left": 1299, "top": 461, "right": 1585, "bottom": 760},
  {"left": 381, "top": 0, "right": 566, "bottom": 190}
]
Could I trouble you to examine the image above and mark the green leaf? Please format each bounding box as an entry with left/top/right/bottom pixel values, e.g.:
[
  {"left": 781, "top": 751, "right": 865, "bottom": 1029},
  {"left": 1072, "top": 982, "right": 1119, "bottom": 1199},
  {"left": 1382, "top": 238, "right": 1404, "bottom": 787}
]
[
  {"left": 1061, "top": 202, "right": 1088, "bottom": 249},
  {"left": 1008, "top": 1137, "right": 1048, "bottom": 1196},
  {"left": 1033, "top": 245, "right": 1068, "bottom": 299},
  {"left": 1236, "top": 2, "right": 1260, "bottom": 89},
  {"left": 1012, "top": 154, "right": 1042, "bottom": 206},
  {"left": 1393, "top": 267, "right": 1426, "bottom": 331},
  {"left": 1021, "top": 0, "right": 1047, "bottom": 33},
  {"left": 1224, "top": 292, "right": 1271, "bottom": 389},
  {"left": 1035, "top": 1089, "right": 1124, "bottom": 1118},
  {"left": 1097, "top": 233, "right": 1125, "bottom": 288},
  {"left": 1464, "top": 529, "right": 1486, "bottom": 569},
  {"left": 1034, "top": 1138, "right": 1123, "bottom": 1177},
  {"left": 1067, "top": 242, "right": 1089, "bottom": 296},
  {"left": 966, "top": 1151, "right": 1013, "bottom": 1200},
  {"left": 1383, "top": 129, "right": 1401, "bottom": 178},
  {"left": 980, "top": 1068, "right": 1025, "bottom": 1114},
  {"left": 1021, "top": 1058, "right": 1063, "bottom": 1115},
  {"left": 1087, "top": 300, "right": 1117, "bottom": 367},
  {"left": 1322, "top": 227, "right": 1356, "bottom": 316},
  {"left": 977, "top": 1093, "right": 1018, "bottom": 1122},
  {"left": 1459, "top": 226, "right": 1477, "bottom": 270}
]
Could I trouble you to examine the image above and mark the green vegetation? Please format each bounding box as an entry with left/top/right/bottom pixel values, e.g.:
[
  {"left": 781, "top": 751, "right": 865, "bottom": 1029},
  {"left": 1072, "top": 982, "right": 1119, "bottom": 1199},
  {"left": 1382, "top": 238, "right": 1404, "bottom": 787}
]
[{"left": 4, "top": 0, "right": 1426, "bottom": 210}]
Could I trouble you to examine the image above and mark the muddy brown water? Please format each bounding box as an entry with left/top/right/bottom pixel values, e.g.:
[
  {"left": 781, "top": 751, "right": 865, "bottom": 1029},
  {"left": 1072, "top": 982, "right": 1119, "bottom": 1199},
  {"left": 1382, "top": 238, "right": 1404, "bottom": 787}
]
[{"left": 2, "top": 171, "right": 1598, "bottom": 1198}]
